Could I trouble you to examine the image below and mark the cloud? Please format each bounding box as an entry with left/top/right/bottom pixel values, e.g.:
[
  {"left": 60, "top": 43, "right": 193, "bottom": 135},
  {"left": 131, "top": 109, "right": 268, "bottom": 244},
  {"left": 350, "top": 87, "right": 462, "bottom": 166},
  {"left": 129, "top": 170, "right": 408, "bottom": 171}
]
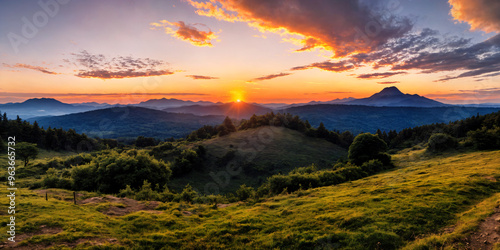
[
  {"left": 350, "top": 29, "right": 500, "bottom": 81},
  {"left": 3, "top": 63, "right": 59, "bottom": 75},
  {"left": 0, "top": 92, "right": 209, "bottom": 98},
  {"left": 187, "top": 0, "right": 413, "bottom": 57},
  {"left": 69, "top": 51, "right": 175, "bottom": 79},
  {"left": 186, "top": 75, "right": 219, "bottom": 80},
  {"left": 378, "top": 81, "right": 400, "bottom": 84},
  {"left": 449, "top": 0, "right": 500, "bottom": 33},
  {"left": 250, "top": 72, "right": 291, "bottom": 82},
  {"left": 151, "top": 20, "right": 218, "bottom": 47},
  {"left": 291, "top": 61, "right": 354, "bottom": 72},
  {"left": 425, "top": 88, "right": 500, "bottom": 100},
  {"left": 357, "top": 72, "right": 407, "bottom": 79}
]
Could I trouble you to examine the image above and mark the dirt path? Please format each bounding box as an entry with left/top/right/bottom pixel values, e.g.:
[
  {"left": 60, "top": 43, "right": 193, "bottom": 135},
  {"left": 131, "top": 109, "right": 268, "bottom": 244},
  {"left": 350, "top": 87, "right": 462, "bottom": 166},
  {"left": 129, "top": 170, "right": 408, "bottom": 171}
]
[
  {"left": 467, "top": 206, "right": 500, "bottom": 250},
  {"left": 80, "top": 195, "right": 161, "bottom": 216},
  {"left": 0, "top": 225, "right": 63, "bottom": 249}
]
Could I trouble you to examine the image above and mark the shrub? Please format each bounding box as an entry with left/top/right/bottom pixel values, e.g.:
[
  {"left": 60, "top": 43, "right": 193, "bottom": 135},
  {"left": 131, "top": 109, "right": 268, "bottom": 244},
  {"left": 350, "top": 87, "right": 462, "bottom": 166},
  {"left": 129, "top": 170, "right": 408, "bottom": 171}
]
[
  {"left": 135, "top": 180, "right": 159, "bottom": 201},
  {"left": 348, "top": 133, "right": 389, "bottom": 165},
  {"left": 118, "top": 185, "right": 135, "bottom": 198},
  {"left": 236, "top": 184, "right": 255, "bottom": 201},
  {"left": 427, "top": 133, "right": 458, "bottom": 152},
  {"left": 467, "top": 127, "right": 500, "bottom": 150},
  {"left": 180, "top": 184, "right": 197, "bottom": 202}
]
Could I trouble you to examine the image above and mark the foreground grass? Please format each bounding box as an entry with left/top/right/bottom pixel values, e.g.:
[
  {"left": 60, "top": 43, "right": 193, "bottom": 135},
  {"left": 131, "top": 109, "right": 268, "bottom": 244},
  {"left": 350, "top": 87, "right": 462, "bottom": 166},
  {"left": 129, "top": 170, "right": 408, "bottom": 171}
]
[{"left": 0, "top": 149, "right": 499, "bottom": 249}]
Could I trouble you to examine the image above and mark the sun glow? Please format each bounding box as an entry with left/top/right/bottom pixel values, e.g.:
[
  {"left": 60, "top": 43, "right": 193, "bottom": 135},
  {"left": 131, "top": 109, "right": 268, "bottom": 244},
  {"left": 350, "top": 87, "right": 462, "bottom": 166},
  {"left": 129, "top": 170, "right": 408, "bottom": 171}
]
[{"left": 236, "top": 99, "right": 241, "bottom": 102}]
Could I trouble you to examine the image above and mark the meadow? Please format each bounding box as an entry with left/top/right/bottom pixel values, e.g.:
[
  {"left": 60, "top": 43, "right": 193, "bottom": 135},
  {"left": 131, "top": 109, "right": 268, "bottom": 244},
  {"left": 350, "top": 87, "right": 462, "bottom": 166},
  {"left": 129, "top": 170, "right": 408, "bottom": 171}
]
[{"left": 1, "top": 147, "right": 499, "bottom": 249}]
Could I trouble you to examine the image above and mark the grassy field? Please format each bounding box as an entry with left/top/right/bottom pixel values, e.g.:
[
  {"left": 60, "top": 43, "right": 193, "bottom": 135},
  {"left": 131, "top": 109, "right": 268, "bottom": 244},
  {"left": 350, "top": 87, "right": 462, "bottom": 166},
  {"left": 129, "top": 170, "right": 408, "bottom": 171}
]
[
  {"left": 1, "top": 147, "right": 499, "bottom": 249},
  {"left": 169, "top": 126, "right": 347, "bottom": 193}
]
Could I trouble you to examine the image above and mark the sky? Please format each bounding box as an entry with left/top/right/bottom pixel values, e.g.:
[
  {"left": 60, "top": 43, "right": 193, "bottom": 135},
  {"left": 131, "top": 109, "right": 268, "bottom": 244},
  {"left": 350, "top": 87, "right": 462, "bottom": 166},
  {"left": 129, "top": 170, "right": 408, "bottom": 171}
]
[{"left": 1, "top": 0, "right": 500, "bottom": 104}]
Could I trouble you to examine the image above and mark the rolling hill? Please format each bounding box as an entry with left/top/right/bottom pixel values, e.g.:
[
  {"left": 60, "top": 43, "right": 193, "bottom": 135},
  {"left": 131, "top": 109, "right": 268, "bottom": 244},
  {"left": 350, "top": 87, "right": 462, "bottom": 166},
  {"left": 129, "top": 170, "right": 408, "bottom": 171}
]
[
  {"left": 284, "top": 104, "right": 500, "bottom": 134},
  {"left": 0, "top": 98, "right": 101, "bottom": 119},
  {"left": 29, "top": 106, "right": 225, "bottom": 139},
  {"left": 168, "top": 126, "right": 347, "bottom": 193},
  {"left": 163, "top": 102, "right": 272, "bottom": 119},
  {"left": 4, "top": 148, "right": 499, "bottom": 248},
  {"left": 135, "top": 98, "right": 217, "bottom": 109}
]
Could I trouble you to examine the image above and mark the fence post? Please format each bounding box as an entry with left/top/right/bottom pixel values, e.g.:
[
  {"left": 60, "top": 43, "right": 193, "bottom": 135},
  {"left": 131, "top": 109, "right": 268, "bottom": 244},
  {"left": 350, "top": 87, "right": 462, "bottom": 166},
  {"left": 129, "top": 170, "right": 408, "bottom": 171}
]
[{"left": 73, "top": 192, "right": 76, "bottom": 205}]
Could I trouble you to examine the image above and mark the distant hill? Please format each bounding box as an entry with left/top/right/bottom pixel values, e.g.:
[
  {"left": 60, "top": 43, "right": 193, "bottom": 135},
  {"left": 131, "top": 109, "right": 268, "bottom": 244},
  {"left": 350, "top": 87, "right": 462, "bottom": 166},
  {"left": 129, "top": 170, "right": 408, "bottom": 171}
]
[
  {"left": 136, "top": 98, "right": 217, "bottom": 109},
  {"left": 29, "top": 106, "right": 225, "bottom": 139},
  {"left": 169, "top": 126, "right": 347, "bottom": 193},
  {"left": 285, "top": 104, "right": 500, "bottom": 134},
  {"left": 0, "top": 98, "right": 100, "bottom": 119},
  {"left": 346, "top": 86, "right": 446, "bottom": 107},
  {"left": 163, "top": 102, "right": 272, "bottom": 119}
]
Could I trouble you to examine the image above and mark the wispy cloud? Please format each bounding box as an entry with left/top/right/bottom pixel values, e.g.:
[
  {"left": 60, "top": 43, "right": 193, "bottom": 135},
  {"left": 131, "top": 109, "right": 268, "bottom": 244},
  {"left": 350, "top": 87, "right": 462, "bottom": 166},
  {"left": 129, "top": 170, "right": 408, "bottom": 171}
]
[
  {"left": 0, "top": 92, "right": 209, "bottom": 98},
  {"left": 357, "top": 72, "right": 407, "bottom": 79},
  {"left": 250, "top": 72, "right": 291, "bottom": 82},
  {"left": 291, "top": 61, "right": 354, "bottom": 72},
  {"left": 3, "top": 63, "right": 59, "bottom": 75},
  {"left": 186, "top": 75, "right": 219, "bottom": 80},
  {"left": 68, "top": 50, "right": 175, "bottom": 79},
  {"left": 151, "top": 20, "right": 218, "bottom": 47},
  {"left": 378, "top": 81, "right": 400, "bottom": 84}
]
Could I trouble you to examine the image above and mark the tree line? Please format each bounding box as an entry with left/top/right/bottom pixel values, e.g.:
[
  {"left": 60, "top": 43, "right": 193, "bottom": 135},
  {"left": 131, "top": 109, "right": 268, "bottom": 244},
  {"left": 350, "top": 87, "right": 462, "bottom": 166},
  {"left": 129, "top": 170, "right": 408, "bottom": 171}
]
[
  {"left": 187, "top": 113, "right": 355, "bottom": 148},
  {"left": 0, "top": 112, "right": 104, "bottom": 152}
]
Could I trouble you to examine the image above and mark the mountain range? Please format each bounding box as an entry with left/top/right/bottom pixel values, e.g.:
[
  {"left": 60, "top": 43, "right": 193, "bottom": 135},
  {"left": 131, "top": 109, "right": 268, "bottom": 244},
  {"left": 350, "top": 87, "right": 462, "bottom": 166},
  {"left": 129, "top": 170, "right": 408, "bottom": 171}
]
[{"left": 5, "top": 87, "right": 500, "bottom": 139}]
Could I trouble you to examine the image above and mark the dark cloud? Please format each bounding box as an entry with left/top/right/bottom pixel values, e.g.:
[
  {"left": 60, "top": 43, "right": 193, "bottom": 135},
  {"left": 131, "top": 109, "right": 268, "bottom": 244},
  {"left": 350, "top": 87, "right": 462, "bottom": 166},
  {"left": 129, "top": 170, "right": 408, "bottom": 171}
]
[
  {"left": 188, "top": 0, "right": 413, "bottom": 57},
  {"left": 186, "top": 75, "right": 219, "bottom": 80},
  {"left": 251, "top": 72, "right": 291, "bottom": 82},
  {"left": 151, "top": 20, "right": 218, "bottom": 47},
  {"left": 449, "top": 0, "right": 500, "bottom": 33},
  {"left": 351, "top": 29, "right": 500, "bottom": 81},
  {"left": 69, "top": 51, "right": 174, "bottom": 79},
  {"left": 357, "top": 72, "right": 406, "bottom": 79},
  {"left": 3, "top": 63, "right": 59, "bottom": 75},
  {"left": 291, "top": 61, "right": 354, "bottom": 72},
  {"left": 378, "top": 81, "right": 400, "bottom": 84}
]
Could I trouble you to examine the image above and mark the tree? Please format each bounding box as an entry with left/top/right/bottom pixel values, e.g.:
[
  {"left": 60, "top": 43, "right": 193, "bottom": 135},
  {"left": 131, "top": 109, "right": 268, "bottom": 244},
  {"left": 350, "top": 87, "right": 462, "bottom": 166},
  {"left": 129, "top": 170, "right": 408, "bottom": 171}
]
[
  {"left": 427, "top": 133, "right": 458, "bottom": 152},
  {"left": 316, "top": 122, "right": 329, "bottom": 138},
  {"left": 348, "top": 133, "right": 389, "bottom": 166},
  {"left": 17, "top": 142, "right": 39, "bottom": 167},
  {"left": 222, "top": 116, "right": 237, "bottom": 133}
]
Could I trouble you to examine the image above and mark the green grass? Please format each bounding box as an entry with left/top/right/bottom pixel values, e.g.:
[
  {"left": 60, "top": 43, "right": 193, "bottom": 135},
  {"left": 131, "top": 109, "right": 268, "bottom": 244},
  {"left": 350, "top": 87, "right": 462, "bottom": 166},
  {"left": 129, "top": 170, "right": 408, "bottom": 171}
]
[
  {"left": 1, "top": 149, "right": 499, "bottom": 249},
  {"left": 169, "top": 126, "right": 347, "bottom": 193}
]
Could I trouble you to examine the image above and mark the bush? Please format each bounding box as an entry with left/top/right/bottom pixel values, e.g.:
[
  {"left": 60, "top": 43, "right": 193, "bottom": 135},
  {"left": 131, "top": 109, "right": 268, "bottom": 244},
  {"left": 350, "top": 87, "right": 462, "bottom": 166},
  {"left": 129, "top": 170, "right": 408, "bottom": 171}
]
[
  {"left": 427, "top": 133, "right": 458, "bottom": 152},
  {"left": 135, "top": 181, "right": 159, "bottom": 201},
  {"left": 467, "top": 127, "right": 500, "bottom": 150},
  {"left": 348, "top": 133, "right": 389, "bottom": 166},
  {"left": 180, "top": 184, "right": 197, "bottom": 202},
  {"left": 360, "top": 159, "right": 385, "bottom": 174},
  {"left": 236, "top": 184, "right": 255, "bottom": 201},
  {"left": 118, "top": 185, "right": 135, "bottom": 198}
]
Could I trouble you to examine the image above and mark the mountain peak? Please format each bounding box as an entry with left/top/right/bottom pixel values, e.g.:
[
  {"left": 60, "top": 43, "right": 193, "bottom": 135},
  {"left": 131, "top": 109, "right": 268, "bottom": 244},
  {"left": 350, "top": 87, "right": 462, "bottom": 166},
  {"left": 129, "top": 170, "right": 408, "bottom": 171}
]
[
  {"left": 23, "top": 98, "right": 64, "bottom": 104},
  {"left": 377, "top": 86, "right": 404, "bottom": 96}
]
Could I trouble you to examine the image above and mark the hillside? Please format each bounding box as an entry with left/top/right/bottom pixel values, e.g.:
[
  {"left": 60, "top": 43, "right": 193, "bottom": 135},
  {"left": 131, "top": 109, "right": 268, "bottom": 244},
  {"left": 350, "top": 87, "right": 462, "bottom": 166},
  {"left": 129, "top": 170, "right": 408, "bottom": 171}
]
[
  {"left": 284, "top": 104, "right": 500, "bottom": 134},
  {"left": 163, "top": 102, "right": 272, "bottom": 119},
  {"left": 169, "top": 126, "right": 347, "bottom": 193},
  {"left": 29, "top": 107, "right": 225, "bottom": 139},
  {"left": 2, "top": 148, "right": 499, "bottom": 248},
  {"left": 0, "top": 98, "right": 99, "bottom": 119}
]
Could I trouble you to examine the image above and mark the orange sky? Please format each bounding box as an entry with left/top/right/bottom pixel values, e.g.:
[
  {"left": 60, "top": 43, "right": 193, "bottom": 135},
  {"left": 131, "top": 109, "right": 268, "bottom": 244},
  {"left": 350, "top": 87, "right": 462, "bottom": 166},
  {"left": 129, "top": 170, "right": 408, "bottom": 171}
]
[{"left": 1, "top": 0, "right": 500, "bottom": 104}]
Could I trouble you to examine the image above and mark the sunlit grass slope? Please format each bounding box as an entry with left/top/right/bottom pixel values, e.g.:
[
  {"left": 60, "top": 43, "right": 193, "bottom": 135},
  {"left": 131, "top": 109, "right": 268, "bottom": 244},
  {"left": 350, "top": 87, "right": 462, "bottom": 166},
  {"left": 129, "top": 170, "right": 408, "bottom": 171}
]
[
  {"left": 1, "top": 149, "right": 499, "bottom": 249},
  {"left": 170, "top": 126, "right": 347, "bottom": 192}
]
